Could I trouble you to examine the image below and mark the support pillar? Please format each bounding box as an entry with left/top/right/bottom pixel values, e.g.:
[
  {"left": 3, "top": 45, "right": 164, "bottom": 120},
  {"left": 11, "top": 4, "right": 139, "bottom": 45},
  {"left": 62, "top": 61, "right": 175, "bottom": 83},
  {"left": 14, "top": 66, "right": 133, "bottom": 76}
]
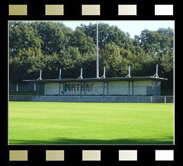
[
  {"left": 34, "top": 83, "right": 36, "bottom": 91},
  {"left": 63, "top": 83, "right": 65, "bottom": 96},
  {"left": 103, "top": 82, "right": 105, "bottom": 96},
  {"left": 155, "top": 80, "right": 157, "bottom": 96},
  {"left": 132, "top": 81, "right": 134, "bottom": 95},
  {"left": 16, "top": 83, "right": 18, "bottom": 92},
  {"left": 80, "top": 83, "right": 82, "bottom": 96},
  {"left": 59, "top": 83, "right": 61, "bottom": 96},
  {"left": 107, "top": 82, "right": 109, "bottom": 95},
  {"left": 84, "top": 83, "right": 86, "bottom": 96},
  {"left": 128, "top": 81, "right": 130, "bottom": 96},
  {"left": 39, "top": 83, "right": 41, "bottom": 96}
]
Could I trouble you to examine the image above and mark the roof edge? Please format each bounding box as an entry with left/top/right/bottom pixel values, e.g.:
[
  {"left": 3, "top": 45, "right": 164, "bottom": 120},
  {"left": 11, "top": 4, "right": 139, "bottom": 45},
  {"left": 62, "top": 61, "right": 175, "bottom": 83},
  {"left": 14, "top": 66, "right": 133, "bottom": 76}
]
[{"left": 23, "top": 76, "right": 168, "bottom": 83}]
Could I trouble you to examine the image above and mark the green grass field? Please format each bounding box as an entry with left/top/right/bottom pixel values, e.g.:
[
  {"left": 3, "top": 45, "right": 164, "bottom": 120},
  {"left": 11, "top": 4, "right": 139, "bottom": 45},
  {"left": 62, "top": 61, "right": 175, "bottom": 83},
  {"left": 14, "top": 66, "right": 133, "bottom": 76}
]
[{"left": 9, "top": 102, "right": 174, "bottom": 145}]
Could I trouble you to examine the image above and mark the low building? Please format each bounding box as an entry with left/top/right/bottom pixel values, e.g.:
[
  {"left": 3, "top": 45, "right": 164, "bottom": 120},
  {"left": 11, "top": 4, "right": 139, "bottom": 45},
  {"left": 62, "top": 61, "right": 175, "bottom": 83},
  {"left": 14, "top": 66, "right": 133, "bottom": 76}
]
[{"left": 24, "top": 76, "right": 167, "bottom": 96}]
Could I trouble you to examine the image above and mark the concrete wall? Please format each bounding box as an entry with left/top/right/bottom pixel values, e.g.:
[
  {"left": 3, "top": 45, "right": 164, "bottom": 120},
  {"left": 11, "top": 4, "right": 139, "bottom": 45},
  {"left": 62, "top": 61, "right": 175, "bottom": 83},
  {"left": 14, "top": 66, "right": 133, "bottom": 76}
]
[
  {"left": 133, "top": 81, "right": 147, "bottom": 95},
  {"left": 9, "top": 82, "right": 43, "bottom": 92},
  {"left": 45, "top": 83, "right": 59, "bottom": 95},
  {"left": 108, "top": 81, "right": 128, "bottom": 95},
  {"left": 44, "top": 80, "right": 161, "bottom": 96},
  {"left": 9, "top": 95, "right": 174, "bottom": 103},
  {"left": 9, "top": 82, "right": 35, "bottom": 91}
]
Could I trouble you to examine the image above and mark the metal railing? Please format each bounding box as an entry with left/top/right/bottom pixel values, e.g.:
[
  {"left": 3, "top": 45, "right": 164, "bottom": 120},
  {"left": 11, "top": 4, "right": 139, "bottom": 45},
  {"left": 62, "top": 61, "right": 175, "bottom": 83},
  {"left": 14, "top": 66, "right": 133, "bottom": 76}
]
[{"left": 9, "top": 95, "right": 174, "bottom": 103}]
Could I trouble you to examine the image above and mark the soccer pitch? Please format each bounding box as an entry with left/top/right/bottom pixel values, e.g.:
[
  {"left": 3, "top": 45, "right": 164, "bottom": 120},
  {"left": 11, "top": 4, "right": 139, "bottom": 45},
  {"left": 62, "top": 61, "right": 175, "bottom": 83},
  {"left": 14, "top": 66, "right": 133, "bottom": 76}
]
[{"left": 9, "top": 101, "right": 174, "bottom": 145}]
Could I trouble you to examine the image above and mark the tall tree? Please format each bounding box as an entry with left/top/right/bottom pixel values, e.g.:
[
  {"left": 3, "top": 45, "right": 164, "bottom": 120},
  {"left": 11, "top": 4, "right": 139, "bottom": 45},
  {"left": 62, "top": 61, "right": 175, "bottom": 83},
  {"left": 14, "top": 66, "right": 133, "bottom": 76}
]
[
  {"left": 70, "top": 29, "right": 95, "bottom": 55},
  {"left": 9, "top": 21, "right": 173, "bottom": 89},
  {"left": 9, "top": 22, "right": 43, "bottom": 57}
]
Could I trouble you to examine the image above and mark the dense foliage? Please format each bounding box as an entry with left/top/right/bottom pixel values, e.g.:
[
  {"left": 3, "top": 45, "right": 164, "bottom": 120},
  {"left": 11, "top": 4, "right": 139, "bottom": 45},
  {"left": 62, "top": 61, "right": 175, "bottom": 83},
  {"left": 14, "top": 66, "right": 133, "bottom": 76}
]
[{"left": 9, "top": 22, "right": 173, "bottom": 89}]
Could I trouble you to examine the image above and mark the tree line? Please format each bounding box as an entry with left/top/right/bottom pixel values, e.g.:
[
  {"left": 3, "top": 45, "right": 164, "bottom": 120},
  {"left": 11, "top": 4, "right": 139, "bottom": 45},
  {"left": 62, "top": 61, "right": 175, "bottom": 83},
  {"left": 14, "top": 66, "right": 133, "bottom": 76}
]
[{"left": 9, "top": 21, "right": 173, "bottom": 89}]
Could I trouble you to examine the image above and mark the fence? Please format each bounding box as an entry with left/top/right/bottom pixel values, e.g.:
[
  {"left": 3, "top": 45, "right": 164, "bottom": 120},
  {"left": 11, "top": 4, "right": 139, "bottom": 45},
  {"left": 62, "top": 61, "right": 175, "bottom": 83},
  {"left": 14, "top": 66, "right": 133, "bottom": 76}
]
[{"left": 9, "top": 95, "right": 174, "bottom": 103}]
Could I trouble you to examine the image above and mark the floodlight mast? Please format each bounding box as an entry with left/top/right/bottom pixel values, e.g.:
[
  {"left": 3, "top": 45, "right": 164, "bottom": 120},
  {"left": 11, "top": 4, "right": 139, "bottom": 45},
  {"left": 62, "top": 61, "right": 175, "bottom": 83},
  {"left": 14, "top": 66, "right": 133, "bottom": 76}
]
[
  {"left": 153, "top": 64, "right": 159, "bottom": 78},
  {"left": 96, "top": 22, "right": 99, "bottom": 78},
  {"left": 37, "top": 70, "right": 42, "bottom": 80},
  {"left": 126, "top": 66, "right": 131, "bottom": 77},
  {"left": 78, "top": 68, "right": 83, "bottom": 79},
  {"left": 101, "top": 67, "right": 106, "bottom": 78}
]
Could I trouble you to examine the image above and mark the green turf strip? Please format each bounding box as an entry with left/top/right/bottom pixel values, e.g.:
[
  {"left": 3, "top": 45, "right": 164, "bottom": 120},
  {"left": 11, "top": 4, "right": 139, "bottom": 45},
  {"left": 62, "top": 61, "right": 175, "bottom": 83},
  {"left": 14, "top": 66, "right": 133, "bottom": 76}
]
[{"left": 9, "top": 102, "right": 174, "bottom": 145}]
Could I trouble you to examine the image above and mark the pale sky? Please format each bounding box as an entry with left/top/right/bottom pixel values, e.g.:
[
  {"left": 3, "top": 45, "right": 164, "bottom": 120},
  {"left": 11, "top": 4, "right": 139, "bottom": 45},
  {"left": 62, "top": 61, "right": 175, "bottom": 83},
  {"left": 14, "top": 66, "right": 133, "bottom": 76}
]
[{"left": 60, "top": 20, "right": 174, "bottom": 39}]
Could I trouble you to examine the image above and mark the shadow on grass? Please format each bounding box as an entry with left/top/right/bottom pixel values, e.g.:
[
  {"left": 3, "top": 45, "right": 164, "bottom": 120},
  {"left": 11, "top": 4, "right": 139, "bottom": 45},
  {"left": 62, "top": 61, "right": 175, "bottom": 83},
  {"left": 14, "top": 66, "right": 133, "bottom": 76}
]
[{"left": 9, "top": 136, "right": 174, "bottom": 145}]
